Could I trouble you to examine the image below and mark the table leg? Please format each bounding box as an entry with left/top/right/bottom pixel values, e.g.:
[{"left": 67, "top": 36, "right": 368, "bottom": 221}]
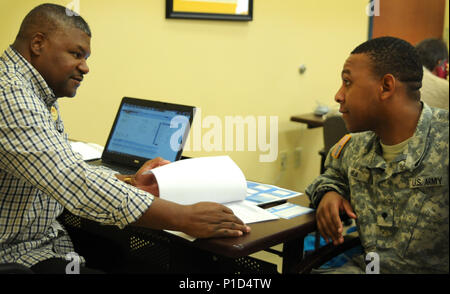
[{"left": 281, "top": 237, "right": 304, "bottom": 274}]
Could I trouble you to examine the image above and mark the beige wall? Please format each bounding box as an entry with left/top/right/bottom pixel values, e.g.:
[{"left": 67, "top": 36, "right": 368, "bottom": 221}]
[{"left": 0, "top": 0, "right": 369, "bottom": 192}]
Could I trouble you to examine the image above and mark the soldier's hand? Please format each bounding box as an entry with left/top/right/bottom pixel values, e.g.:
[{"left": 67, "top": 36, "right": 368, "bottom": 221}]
[
  {"left": 179, "top": 202, "right": 251, "bottom": 238},
  {"left": 316, "top": 191, "right": 357, "bottom": 245}
]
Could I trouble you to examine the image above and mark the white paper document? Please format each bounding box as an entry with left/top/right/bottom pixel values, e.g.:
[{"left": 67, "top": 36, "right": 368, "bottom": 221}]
[
  {"left": 150, "top": 156, "right": 279, "bottom": 227},
  {"left": 69, "top": 141, "right": 103, "bottom": 161},
  {"left": 224, "top": 200, "right": 278, "bottom": 224}
]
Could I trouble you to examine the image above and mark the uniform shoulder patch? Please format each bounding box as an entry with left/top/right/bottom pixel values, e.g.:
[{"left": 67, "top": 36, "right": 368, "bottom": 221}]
[{"left": 331, "top": 134, "right": 351, "bottom": 159}]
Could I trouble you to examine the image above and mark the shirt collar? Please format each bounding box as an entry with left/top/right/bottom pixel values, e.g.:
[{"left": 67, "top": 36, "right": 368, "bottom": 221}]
[{"left": 3, "top": 45, "right": 57, "bottom": 106}]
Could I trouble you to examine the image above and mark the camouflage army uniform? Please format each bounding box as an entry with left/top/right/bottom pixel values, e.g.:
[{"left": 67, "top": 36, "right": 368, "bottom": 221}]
[{"left": 306, "top": 103, "right": 449, "bottom": 274}]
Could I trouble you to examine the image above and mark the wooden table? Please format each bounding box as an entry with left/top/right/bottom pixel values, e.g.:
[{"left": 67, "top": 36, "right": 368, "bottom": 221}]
[
  {"left": 290, "top": 113, "right": 325, "bottom": 128},
  {"left": 60, "top": 196, "right": 316, "bottom": 274},
  {"left": 189, "top": 196, "right": 316, "bottom": 273}
]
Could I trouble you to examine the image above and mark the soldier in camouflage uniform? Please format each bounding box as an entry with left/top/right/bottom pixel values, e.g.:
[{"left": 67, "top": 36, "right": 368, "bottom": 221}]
[{"left": 306, "top": 37, "right": 449, "bottom": 274}]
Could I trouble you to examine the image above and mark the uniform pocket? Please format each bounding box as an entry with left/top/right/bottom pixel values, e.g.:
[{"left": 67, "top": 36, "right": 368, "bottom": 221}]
[
  {"left": 348, "top": 167, "right": 376, "bottom": 251},
  {"left": 348, "top": 167, "right": 371, "bottom": 218},
  {"left": 396, "top": 190, "right": 427, "bottom": 257}
]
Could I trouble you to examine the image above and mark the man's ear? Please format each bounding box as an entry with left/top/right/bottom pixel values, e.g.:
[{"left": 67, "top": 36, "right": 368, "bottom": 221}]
[
  {"left": 380, "top": 74, "right": 395, "bottom": 101},
  {"left": 29, "top": 32, "right": 46, "bottom": 57}
]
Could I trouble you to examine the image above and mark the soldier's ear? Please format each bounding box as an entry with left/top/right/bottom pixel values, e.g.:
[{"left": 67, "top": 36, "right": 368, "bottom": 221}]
[{"left": 380, "top": 74, "right": 395, "bottom": 101}]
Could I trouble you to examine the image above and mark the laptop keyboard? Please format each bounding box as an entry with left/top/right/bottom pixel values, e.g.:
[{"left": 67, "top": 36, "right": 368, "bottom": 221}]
[{"left": 87, "top": 160, "right": 138, "bottom": 175}]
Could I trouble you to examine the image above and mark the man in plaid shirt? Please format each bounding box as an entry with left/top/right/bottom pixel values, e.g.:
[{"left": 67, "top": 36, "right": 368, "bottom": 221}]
[{"left": 0, "top": 3, "right": 250, "bottom": 273}]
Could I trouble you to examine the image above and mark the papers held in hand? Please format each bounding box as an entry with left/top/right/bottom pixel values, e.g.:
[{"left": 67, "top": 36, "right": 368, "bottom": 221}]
[{"left": 149, "top": 156, "right": 279, "bottom": 225}]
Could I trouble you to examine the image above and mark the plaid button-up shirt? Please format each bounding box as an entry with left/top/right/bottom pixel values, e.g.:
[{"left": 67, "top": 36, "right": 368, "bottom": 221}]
[{"left": 0, "top": 46, "right": 154, "bottom": 267}]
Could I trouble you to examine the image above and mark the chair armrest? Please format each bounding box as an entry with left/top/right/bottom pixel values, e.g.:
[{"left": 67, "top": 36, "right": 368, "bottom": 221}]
[
  {"left": 295, "top": 232, "right": 360, "bottom": 274},
  {"left": 318, "top": 148, "right": 326, "bottom": 156}
]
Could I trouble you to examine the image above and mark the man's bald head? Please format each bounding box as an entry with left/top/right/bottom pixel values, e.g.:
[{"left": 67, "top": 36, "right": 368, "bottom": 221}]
[{"left": 15, "top": 3, "right": 91, "bottom": 44}]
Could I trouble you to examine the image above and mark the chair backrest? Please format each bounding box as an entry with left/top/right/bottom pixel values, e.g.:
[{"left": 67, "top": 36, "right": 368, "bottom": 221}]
[{"left": 323, "top": 114, "right": 348, "bottom": 154}]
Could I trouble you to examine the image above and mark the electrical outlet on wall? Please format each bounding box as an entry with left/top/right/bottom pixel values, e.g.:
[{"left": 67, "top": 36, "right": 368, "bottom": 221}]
[{"left": 280, "top": 151, "right": 288, "bottom": 171}]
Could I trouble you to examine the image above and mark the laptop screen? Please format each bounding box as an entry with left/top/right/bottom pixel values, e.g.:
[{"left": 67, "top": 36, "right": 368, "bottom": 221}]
[{"left": 102, "top": 97, "right": 194, "bottom": 166}]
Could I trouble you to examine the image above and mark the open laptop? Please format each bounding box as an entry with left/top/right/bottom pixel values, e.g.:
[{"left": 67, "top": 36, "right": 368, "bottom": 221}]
[{"left": 88, "top": 97, "right": 195, "bottom": 175}]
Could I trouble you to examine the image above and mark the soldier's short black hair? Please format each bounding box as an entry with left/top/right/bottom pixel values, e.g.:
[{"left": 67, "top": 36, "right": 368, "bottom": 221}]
[
  {"left": 351, "top": 36, "right": 423, "bottom": 100},
  {"left": 415, "top": 38, "right": 448, "bottom": 72},
  {"left": 16, "top": 3, "right": 91, "bottom": 41}
]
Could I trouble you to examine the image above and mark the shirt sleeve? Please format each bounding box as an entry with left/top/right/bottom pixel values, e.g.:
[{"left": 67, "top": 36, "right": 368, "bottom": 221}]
[
  {"left": 305, "top": 144, "right": 351, "bottom": 208},
  {"left": 0, "top": 83, "right": 153, "bottom": 229}
]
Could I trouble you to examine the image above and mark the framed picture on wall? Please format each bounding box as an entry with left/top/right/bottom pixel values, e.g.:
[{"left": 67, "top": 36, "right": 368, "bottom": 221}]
[{"left": 166, "top": 0, "right": 253, "bottom": 21}]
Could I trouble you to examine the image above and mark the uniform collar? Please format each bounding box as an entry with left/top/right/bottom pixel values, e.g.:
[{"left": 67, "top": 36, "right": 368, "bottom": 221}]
[
  {"left": 2, "top": 46, "right": 57, "bottom": 106},
  {"left": 403, "top": 102, "right": 432, "bottom": 170},
  {"left": 364, "top": 102, "right": 431, "bottom": 171}
]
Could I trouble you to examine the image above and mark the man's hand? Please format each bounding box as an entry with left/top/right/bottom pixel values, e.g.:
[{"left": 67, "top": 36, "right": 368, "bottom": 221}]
[
  {"left": 134, "top": 157, "right": 170, "bottom": 195},
  {"left": 133, "top": 197, "right": 251, "bottom": 239},
  {"left": 316, "top": 191, "right": 357, "bottom": 245},
  {"left": 116, "top": 157, "right": 170, "bottom": 196},
  {"left": 179, "top": 202, "right": 251, "bottom": 238}
]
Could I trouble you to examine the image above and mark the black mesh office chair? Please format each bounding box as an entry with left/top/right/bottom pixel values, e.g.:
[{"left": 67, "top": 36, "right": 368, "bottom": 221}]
[
  {"left": 0, "top": 263, "right": 34, "bottom": 274},
  {"left": 318, "top": 114, "right": 348, "bottom": 174}
]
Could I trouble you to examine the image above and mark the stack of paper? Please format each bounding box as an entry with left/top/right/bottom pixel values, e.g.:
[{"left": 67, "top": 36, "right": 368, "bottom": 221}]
[
  {"left": 150, "top": 156, "right": 279, "bottom": 226},
  {"left": 69, "top": 141, "right": 103, "bottom": 161}
]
